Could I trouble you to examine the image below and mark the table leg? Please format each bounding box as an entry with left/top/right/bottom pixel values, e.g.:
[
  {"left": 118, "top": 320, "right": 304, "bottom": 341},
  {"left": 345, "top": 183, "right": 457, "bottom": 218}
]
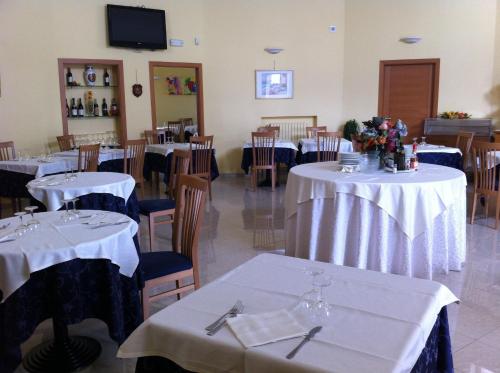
[{"left": 22, "top": 318, "right": 101, "bottom": 373}]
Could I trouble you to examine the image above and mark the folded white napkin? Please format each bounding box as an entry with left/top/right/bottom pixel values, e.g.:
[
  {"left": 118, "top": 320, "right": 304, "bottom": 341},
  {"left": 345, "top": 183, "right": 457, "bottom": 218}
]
[{"left": 226, "top": 309, "right": 307, "bottom": 348}]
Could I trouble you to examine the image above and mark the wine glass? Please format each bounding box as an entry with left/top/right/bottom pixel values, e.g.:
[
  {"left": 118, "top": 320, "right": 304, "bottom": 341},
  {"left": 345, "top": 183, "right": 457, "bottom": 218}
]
[
  {"left": 14, "top": 212, "right": 28, "bottom": 236},
  {"left": 420, "top": 136, "right": 427, "bottom": 146},
  {"left": 61, "top": 199, "right": 76, "bottom": 222},
  {"left": 312, "top": 274, "right": 333, "bottom": 320},
  {"left": 25, "top": 206, "right": 40, "bottom": 230},
  {"left": 70, "top": 198, "right": 80, "bottom": 216},
  {"left": 297, "top": 267, "right": 325, "bottom": 312}
]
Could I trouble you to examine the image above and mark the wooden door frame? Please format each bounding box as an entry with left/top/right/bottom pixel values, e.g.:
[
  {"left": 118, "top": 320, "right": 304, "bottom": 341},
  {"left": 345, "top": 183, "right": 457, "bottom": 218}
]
[
  {"left": 148, "top": 61, "right": 204, "bottom": 136},
  {"left": 378, "top": 58, "right": 440, "bottom": 118}
]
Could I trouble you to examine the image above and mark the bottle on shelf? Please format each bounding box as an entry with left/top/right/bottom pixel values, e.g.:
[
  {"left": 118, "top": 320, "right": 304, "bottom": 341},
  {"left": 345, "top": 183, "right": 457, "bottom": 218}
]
[
  {"left": 66, "top": 68, "right": 73, "bottom": 86},
  {"left": 71, "top": 98, "right": 77, "bottom": 117},
  {"left": 104, "top": 68, "right": 110, "bottom": 86},
  {"left": 110, "top": 98, "right": 118, "bottom": 116},
  {"left": 93, "top": 99, "right": 99, "bottom": 117},
  {"left": 77, "top": 98, "right": 84, "bottom": 117},
  {"left": 66, "top": 99, "right": 69, "bottom": 118},
  {"left": 102, "top": 98, "right": 109, "bottom": 116}
]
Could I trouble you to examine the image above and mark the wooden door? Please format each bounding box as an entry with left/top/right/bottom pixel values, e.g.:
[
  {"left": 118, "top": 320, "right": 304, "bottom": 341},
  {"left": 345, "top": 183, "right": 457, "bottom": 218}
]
[{"left": 378, "top": 59, "right": 439, "bottom": 141}]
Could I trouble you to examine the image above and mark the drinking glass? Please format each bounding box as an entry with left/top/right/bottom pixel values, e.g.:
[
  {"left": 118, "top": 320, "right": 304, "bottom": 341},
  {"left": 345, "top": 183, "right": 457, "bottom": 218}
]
[
  {"left": 312, "top": 274, "right": 333, "bottom": 319},
  {"left": 25, "top": 206, "right": 40, "bottom": 230},
  {"left": 420, "top": 136, "right": 427, "bottom": 146},
  {"left": 297, "top": 267, "right": 324, "bottom": 312},
  {"left": 61, "top": 199, "right": 76, "bottom": 222},
  {"left": 71, "top": 198, "right": 80, "bottom": 215},
  {"left": 14, "top": 212, "right": 28, "bottom": 236}
]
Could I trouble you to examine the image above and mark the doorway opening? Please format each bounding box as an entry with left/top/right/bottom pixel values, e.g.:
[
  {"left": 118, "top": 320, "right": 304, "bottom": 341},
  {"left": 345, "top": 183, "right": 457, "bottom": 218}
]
[{"left": 149, "top": 61, "right": 204, "bottom": 142}]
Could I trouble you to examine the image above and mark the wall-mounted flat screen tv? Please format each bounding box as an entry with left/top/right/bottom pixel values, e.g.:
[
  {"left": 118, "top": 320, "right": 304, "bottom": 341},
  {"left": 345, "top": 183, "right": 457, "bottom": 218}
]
[{"left": 107, "top": 4, "right": 167, "bottom": 50}]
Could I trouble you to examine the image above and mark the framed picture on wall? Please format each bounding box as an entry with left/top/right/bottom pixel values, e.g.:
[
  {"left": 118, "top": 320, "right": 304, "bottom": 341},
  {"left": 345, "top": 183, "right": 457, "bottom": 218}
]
[{"left": 255, "top": 70, "right": 293, "bottom": 99}]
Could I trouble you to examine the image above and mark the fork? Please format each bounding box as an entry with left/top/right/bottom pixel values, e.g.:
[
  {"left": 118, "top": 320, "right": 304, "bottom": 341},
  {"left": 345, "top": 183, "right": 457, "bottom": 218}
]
[{"left": 206, "top": 300, "right": 244, "bottom": 335}]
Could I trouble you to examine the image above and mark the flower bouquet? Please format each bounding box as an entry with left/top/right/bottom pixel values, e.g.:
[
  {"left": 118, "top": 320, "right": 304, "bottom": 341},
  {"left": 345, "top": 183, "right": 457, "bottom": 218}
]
[
  {"left": 439, "top": 111, "right": 471, "bottom": 119},
  {"left": 353, "top": 116, "right": 408, "bottom": 155}
]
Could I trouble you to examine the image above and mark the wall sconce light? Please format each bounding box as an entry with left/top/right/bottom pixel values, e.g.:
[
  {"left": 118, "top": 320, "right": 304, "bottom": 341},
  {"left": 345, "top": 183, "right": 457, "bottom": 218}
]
[
  {"left": 399, "top": 36, "right": 422, "bottom": 44},
  {"left": 264, "top": 48, "right": 284, "bottom": 54}
]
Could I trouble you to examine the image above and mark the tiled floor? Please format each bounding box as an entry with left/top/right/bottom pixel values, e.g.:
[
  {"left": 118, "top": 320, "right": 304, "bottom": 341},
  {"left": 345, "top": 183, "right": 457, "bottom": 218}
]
[{"left": 12, "top": 174, "right": 500, "bottom": 372}]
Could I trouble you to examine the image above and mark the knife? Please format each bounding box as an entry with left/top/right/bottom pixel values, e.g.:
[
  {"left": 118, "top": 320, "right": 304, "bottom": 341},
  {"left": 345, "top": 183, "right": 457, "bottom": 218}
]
[{"left": 286, "top": 326, "right": 322, "bottom": 359}]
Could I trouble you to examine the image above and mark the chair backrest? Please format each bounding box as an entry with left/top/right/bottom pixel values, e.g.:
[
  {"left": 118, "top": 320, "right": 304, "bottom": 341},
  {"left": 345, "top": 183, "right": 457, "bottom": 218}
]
[
  {"left": 0, "top": 141, "right": 15, "bottom": 160},
  {"left": 78, "top": 144, "right": 100, "bottom": 172},
  {"left": 472, "top": 141, "right": 500, "bottom": 196},
  {"left": 455, "top": 131, "right": 474, "bottom": 170},
  {"left": 306, "top": 126, "right": 327, "bottom": 139},
  {"left": 172, "top": 175, "right": 208, "bottom": 264},
  {"left": 168, "top": 149, "right": 191, "bottom": 200},
  {"left": 123, "top": 139, "right": 146, "bottom": 181},
  {"left": 144, "top": 130, "right": 159, "bottom": 145},
  {"left": 317, "top": 131, "right": 342, "bottom": 162},
  {"left": 180, "top": 118, "right": 193, "bottom": 126},
  {"left": 56, "top": 135, "right": 75, "bottom": 151},
  {"left": 189, "top": 135, "right": 213, "bottom": 176},
  {"left": 251, "top": 131, "right": 275, "bottom": 168}
]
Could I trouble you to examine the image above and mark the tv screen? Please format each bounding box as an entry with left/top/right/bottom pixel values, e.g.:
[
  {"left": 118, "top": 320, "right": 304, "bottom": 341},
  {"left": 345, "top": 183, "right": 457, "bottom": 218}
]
[{"left": 107, "top": 4, "right": 167, "bottom": 50}]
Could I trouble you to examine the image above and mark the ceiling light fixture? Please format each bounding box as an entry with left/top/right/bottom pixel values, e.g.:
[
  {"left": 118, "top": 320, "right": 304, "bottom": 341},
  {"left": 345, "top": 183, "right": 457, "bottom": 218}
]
[
  {"left": 264, "top": 48, "right": 283, "bottom": 54},
  {"left": 399, "top": 36, "right": 422, "bottom": 44}
]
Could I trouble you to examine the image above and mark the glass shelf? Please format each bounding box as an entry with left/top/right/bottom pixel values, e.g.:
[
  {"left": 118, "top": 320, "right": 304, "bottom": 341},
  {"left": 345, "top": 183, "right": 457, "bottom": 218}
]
[
  {"left": 66, "top": 85, "right": 118, "bottom": 89},
  {"left": 68, "top": 115, "right": 119, "bottom": 120}
]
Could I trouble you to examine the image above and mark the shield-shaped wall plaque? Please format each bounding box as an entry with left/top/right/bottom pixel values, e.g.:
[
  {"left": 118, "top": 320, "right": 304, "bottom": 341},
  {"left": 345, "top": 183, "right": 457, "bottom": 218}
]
[{"left": 132, "top": 84, "right": 143, "bottom": 97}]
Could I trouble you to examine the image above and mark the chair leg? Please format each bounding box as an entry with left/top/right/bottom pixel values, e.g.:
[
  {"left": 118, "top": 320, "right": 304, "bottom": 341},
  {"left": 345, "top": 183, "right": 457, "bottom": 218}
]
[
  {"left": 271, "top": 167, "right": 276, "bottom": 192},
  {"left": 485, "top": 197, "right": 489, "bottom": 221},
  {"left": 251, "top": 168, "right": 256, "bottom": 191},
  {"left": 470, "top": 193, "right": 477, "bottom": 225},
  {"left": 176, "top": 279, "right": 182, "bottom": 300},
  {"left": 496, "top": 199, "right": 500, "bottom": 230},
  {"left": 149, "top": 215, "right": 155, "bottom": 252},
  {"left": 208, "top": 177, "right": 212, "bottom": 201}
]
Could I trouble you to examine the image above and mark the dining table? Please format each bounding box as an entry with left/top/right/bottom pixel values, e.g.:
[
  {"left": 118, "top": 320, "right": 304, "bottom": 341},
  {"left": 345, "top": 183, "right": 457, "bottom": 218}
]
[
  {"left": 413, "top": 144, "right": 463, "bottom": 170},
  {"left": 143, "top": 143, "right": 219, "bottom": 185},
  {"left": 241, "top": 140, "right": 298, "bottom": 174},
  {"left": 296, "top": 138, "right": 354, "bottom": 164},
  {"left": 0, "top": 210, "right": 142, "bottom": 373},
  {"left": 51, "top": 147, "right": 128, "bottom": 173},
  {"left": 285, "top": 161, "right": 467, "bottom": 279},
  {"left": 118, "top": 253, "right": 458, "bottom": 373}
]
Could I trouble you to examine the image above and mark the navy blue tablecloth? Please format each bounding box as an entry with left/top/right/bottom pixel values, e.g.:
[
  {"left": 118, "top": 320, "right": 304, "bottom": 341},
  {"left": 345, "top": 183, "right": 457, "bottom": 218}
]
[
  {"left": 135, "top": 307, "right": 453, "bottom": 373},
  {"left": 417, "top": 152, "right": 462, "bottom": 170},
  {"left": 0, "top": 170, "right": 34, "bottom": 199},
  {"left": 143, "top": 151, "right": 219, "bottom": 185},
  {"left": 0, "top": 192, "right": 143, "bottom": 372},
  {"left": 241, "top": 147, "right": 297, "bottom": 174}
]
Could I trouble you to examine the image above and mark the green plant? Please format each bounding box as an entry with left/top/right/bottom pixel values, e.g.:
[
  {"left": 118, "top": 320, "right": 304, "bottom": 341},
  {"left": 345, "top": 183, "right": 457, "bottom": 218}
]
[{"left": 343, "top": 119, "right": 359, "bottom": 141}]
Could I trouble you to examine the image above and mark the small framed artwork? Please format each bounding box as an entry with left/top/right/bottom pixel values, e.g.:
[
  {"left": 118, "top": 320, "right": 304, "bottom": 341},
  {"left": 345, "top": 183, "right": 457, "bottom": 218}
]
[{"left": 255, "top": 70, "right": 293, "bottom": 99}]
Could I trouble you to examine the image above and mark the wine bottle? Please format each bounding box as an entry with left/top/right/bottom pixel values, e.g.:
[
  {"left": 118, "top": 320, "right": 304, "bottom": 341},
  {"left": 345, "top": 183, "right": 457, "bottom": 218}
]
[
  {"left": 110, "top": 98, "right": 118, "bottom": 116},
  {"left": 93, "top": 99, "right": 99, "bottom": 116},
  {"left": 66, "top": 68, "right": 73, "bottom": 86},
  {"left": 77, "top": 98, "right": 84, "bottom": 117},
  {"left": 71, "top": 98, "right": 77, "bottom": 117},
  {"left": 102, "top": 98, "right": 108, "bottom": 116},
  {"left": 104, "top": 68, "right": 110, "bottom": 86},
  {"left": 66, "top": 99, "right": 70, "bottom": 118}
]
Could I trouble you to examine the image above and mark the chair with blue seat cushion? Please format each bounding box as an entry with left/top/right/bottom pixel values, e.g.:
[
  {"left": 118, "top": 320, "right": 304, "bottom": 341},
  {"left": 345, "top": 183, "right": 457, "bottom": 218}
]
[
  {"left": 139, "top": 149, "right": 190, "bottom": 252},
  {"left": 141, "top": 175, "right": 208, "bottom": 318}
]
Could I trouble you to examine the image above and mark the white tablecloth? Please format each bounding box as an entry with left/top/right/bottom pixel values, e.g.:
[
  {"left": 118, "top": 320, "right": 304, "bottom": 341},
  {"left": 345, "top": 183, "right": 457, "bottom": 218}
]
[
  {"left": 118, "top": 254, "right": 459, "bottom": 373},
  {"left": 0, "top": 158, "right": 71, "bottom": 177},
  {"left": 298, "top": 138, "right": 353, "bottom": 154},
  {"left": 27, "top": 172, "right": 136, "bottom": 211},
  {"left": 285, "top": 162, "right": 467, "bottom": 279},
  {"left": 51, "top": 148, "right": 126, "bottom": 165},
  {"left": 145, "top": 143, "right": 190, "bottom": 157},
  {"left": 409, "top": 144, "right": 462, "bottom": 155},
  {"left": 243, "top": 140, "right": 298, "bottom": 151},
  {"left": 0, "top": 210, "right": 138, "bottom": 302}
]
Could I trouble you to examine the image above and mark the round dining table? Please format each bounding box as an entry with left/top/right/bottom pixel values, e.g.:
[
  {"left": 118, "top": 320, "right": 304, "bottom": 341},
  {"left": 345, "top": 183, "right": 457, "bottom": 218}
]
[
  {"left": 0, "top": 210, "right": 142, "bottom": 372},
  {"left": 284, "top": 161, "right": 467, "bottom": 279}
]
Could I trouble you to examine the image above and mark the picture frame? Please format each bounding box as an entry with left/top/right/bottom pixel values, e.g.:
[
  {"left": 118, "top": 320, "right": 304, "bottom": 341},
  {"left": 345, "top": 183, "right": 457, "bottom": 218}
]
[{"left": 255, "top": 70, "right": 293, "bottom": 99}]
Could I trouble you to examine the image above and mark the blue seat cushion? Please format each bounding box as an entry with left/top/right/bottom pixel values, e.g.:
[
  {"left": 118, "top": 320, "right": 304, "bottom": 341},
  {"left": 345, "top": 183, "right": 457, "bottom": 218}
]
[
  {"left": 138, "top": 198, "right": 176, "bottom": 215},
  {"left": 141, "top": 251, "right": 193, "bottom": 281}
]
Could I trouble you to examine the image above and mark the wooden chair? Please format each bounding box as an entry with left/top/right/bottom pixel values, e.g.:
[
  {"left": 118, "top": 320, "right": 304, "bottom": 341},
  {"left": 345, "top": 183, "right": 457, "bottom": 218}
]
[
  {"left": 251, "top": 131, "right": 276, "bottom": 191},
  {"left": 144, "top": 130, "right": 159, "bottom": 145},
  {"left": 471, "top": 142, "right": 500, "bottom": 229},
  {"left": 140, "top": 174, "right": 208, "bottom": 318},
  {"left": 189, "top": 135, "right": 214, "bottom": 200},
  {"left": 78, "top": 144, "right": 100, "bottom": 172},
  {"left": 306, "top": 126, "right": 327, "bottom": 139},
  {"left": 179, "top": 118, "right": 193, "bottom": 142},
  {"left": 258, "top": 126, "right": 280, "bottom": 138},
  {"left": 124, "top": 139, "right": 146, "bottom": 199},
  {"left": 317, "top": 131, "right": 342, "bottom": 162},
  {"left": 138, "top": 149, "right": 191, "bottom": 251},
  {"left": 167, "top": 121, "right": 183, "bottom": 142},
  {"left": 0, "top": 141, "right": 15, "bottom": 160},
  {"left": 455, "top": 131, "right": 474, "bottom": 171},
  {"left": 56, "top": 135, "right": 76, "bottom": 151}
]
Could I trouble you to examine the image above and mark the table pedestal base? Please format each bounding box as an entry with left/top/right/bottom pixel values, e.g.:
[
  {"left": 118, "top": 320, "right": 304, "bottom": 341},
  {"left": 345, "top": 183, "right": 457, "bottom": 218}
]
[{"left": 22, "top": 321, "right": 101, "bottom": 373}]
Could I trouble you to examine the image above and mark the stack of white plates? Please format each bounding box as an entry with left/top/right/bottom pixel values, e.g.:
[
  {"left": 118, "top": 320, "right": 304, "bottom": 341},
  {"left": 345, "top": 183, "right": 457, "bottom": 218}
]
[{"left": 338, "top": 152, "right": 361, "bottom": 165}]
